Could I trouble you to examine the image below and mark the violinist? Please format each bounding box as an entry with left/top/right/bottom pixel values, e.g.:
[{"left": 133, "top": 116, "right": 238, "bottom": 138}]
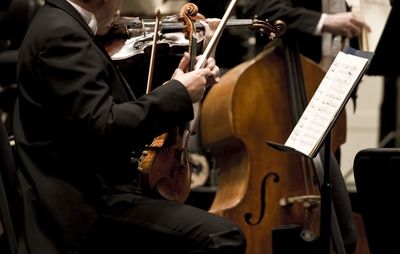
[{"left": 12, "top": 0, "right": 246, "bottom": 253}]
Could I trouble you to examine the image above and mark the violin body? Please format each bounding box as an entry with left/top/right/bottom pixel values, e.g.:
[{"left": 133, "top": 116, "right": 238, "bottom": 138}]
[
  {"left": 138, "top": 126, "right": 191, "bottom": 202},
  {"left": 200, "top": 41, "right": 346, "bottom": 253},
  {"left": 108, "top": 32, "right": 205, "bottom": 66}
]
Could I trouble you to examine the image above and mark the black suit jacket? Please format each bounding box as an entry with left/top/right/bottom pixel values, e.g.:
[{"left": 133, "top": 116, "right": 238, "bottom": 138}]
[
  {"left": 367, "top": 0, "right": 399, "bottom": 75},
  {"left": 13, "top": 0, "right": 194, "bottom": 253}
]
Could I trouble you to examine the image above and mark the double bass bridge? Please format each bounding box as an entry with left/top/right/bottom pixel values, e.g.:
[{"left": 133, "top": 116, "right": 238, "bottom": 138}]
[{"left": 279, "top": 195, "right": 321, "bottom": 208}]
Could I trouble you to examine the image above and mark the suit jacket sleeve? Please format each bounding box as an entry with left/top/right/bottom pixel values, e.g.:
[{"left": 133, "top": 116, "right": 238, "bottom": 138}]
[{"left": 30, "top": 19, "right": 193, "bottom": 148}]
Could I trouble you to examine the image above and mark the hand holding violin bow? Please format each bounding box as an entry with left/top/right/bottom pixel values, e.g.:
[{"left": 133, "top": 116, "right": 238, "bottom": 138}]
[{"left": 171, "top": 52, "right": 220, "bottom": 102}]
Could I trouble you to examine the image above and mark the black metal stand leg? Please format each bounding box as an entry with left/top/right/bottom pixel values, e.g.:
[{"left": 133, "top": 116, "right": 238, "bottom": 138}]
[{"left": 320, "top": 131, "right": 332, "bottom": 254}]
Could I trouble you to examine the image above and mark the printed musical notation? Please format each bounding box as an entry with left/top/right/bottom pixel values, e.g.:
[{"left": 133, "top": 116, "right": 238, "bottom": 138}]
[{"left": 283, "top": 48, "right": 372, "bottom": 157}]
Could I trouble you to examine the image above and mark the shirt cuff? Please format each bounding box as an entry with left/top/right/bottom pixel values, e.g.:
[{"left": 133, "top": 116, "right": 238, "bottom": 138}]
[{"left": 313, "top": 13, "right": 327, "bottom": 36}]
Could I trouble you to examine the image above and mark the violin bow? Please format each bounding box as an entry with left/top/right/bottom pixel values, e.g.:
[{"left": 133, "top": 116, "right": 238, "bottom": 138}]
[
  {"left": 194, "top": 0, "right": 238, "bottom": 71},
  {"left": 146, "top": 9, "right": 161, "bottom": 94},
  {"left": 189, "top": 0, "right": 238, "bottom": 134}
]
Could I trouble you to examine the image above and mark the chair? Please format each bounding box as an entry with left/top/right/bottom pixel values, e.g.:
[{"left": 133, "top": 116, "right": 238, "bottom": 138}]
[
  {"left": 0, "top": 0, "right": 41, "bottom": 136},
  {"left": 0, "top": 0, "right": 41, "bottom": 49},
  {"left": 0, "top": 119, "right": 19, "bottom": 254},
  {"left": 353, "top": 148, "right": 400, "bottom": 254}
]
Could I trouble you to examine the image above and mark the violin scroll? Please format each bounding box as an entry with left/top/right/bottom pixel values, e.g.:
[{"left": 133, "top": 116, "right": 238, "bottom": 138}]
[
  {"left": 179, "top": 3, "right": 204, "bottom": 71},
  {"left": 179, "top": 3, "right": 207, "bottom": 38},
  {"left": 179, "top": 3, "right": 200, "bottom": 20}
]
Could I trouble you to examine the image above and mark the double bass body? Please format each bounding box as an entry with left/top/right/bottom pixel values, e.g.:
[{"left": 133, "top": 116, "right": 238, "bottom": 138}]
[{"left": 200, "top": 42, "right": 343, "bottom": 253}]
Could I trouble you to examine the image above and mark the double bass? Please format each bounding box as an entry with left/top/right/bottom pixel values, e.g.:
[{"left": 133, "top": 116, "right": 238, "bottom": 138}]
[{"left": 200, "top": 28, "right": 349, "bottom": 254}]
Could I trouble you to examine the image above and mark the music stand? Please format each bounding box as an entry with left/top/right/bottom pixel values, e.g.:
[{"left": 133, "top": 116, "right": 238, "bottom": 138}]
[{"left": 267, "top": 47, "right": 373, "bottom": 254}]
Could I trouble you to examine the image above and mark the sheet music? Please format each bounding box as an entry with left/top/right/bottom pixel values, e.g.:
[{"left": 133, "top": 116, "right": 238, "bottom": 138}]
[{"left": 284, "top": 51, "right": 369, "bottom": 157}]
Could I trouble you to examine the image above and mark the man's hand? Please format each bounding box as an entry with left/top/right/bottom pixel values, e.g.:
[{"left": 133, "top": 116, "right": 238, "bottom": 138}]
[
  {"left": 323, "top": 12, "right": 371, "bottom": 38},
  {"left": 171, "top": 52, "right": 219, "bottom": 102}
]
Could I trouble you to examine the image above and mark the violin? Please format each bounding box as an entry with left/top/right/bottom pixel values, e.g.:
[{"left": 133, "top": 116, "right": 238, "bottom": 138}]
[
  {"left": 99, "top": 10, "right": 283, "bottom": 97},
  {"left": 100, "top": 15, "right": 280, "bottom": 67},
  {"left": 136, "top": 3, "right": 205, "bottom": 202}
]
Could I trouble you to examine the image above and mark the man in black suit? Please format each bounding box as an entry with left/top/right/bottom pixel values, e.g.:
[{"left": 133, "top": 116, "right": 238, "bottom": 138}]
[
  {"left": 367, "top": 0, "right": 400, "bottom": 147},
  {"left": 193, "top": 0, "right": 369, "bottom": 75},
  {"left": 13, "top": 0, "right": 246, "bottom": 253},
  {"left": 242, "top": 0, "right": 370, "bottom": 69}
]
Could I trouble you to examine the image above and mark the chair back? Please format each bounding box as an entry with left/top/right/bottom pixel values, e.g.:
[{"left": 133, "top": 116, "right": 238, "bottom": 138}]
[
  {"left": 353, "top": 148, "right": 400, "bottom": 254},
  {"left": 0, "top": 120, "right": 18, "bottom": 254},
  {"left": 0, "top": 0, "right": 41, "bottom": 49}
]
